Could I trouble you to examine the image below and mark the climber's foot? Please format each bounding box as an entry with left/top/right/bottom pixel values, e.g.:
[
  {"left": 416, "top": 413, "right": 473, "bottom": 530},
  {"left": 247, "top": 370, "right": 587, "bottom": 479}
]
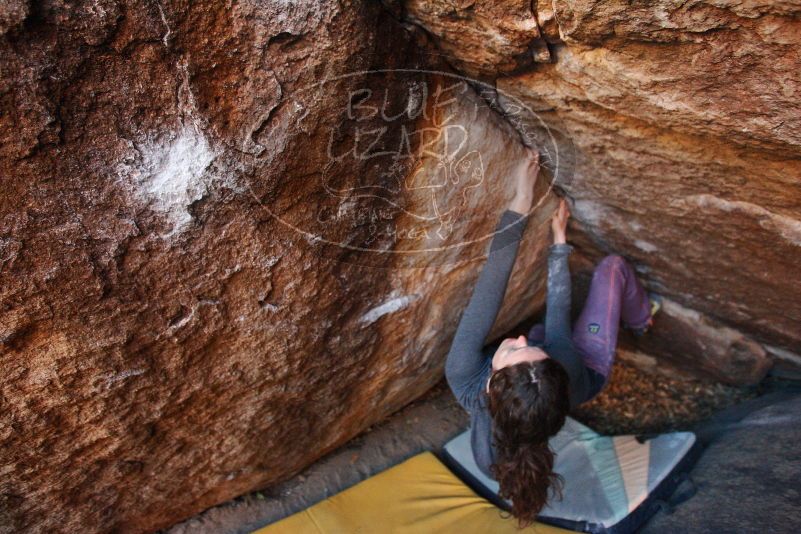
[{"left": 630, "top": 293, "right": 662, "bottom": 337}]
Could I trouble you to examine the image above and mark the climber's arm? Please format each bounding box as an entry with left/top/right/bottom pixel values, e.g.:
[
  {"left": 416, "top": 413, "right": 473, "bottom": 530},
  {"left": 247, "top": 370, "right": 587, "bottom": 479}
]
[
  {"left": 543, "top": 199, "right": 572, "bottom": 341},
  {"left": 445, "top": 150, "right": 539, "bottom": 413},
  {"left": 445, "top": 209, "right": 529, "bottom": 413},
  {"left": 543, "top": 199, "right": 592, "bottom": 407}
]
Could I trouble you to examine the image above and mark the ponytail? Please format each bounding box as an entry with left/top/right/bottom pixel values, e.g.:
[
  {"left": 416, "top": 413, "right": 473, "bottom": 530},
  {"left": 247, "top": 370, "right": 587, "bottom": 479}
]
[
  {"left": 487, "top": 358, "right": 571, "bottom": 528},
  {"left": 490, "top": 440, "right": 563, "bottom": 528}
]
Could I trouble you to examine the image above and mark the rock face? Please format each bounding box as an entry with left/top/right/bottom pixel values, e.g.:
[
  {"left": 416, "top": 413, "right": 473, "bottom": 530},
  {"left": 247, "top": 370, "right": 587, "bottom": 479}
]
[
  {"left": 397, "top": 0, "right": 552, "bottom": 77},
  {"left": 402, "top": 0, "right": 801, "bottom": 382},
  {"left": 2, "top": 0, "right": 800, "bottom": 532},
  {"left": 627, "top": 299, "right": 772, "bottom": 385},
  {"left": 0, "top": 2, "right": 559, "bottom": 532},
  {"left": 643, "top": 395, "right": 801, "bottom": 532}
]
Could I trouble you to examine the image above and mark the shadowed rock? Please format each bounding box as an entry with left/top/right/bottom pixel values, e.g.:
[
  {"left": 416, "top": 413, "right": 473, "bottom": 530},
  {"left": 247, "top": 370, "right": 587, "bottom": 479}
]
[{"left": 0, "top": 2, "right": 556, "bottom": 532}]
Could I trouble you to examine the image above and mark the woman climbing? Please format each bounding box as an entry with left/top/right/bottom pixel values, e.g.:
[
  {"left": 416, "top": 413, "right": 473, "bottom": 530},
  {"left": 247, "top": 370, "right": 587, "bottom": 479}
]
[{"left": 444, "top": 149, "right": 658, "bottom": 528}]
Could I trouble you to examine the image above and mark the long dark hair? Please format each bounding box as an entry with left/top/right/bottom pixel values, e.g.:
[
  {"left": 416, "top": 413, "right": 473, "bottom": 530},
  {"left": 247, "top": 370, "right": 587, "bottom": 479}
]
[{"left": 487, "top": 357, "right": 571, "bottom": 528}]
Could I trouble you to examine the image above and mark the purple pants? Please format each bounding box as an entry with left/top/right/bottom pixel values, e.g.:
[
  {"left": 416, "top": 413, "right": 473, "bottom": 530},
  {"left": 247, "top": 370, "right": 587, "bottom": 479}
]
[{"left": 527, "top": 255, "right": 651, "bottom": 379}]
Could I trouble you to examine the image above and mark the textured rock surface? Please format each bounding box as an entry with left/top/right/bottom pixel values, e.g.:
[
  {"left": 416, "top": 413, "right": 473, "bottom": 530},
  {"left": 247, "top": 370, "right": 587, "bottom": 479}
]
[
  {"left": 643, "top": 394, "right": 801, "bottom": 533},
  {"left": 400, "top": 0, "right": 801, "bottom": 381},
  {"left": 0, "top": 2, "right": 555, "bottom": 532},
  {"left": 167, "top": 381, "right": 468, "bottom": 534},
  {"left": 627, "top": 298, "right": 772, "bottom": 385},
  {"left": 0, "top": 0, "right": 28, "bottom": 36},
  {"left": 4, "top": 1, "right": 801, "bottom": 532},
  {"left": 396, "top": 0, "right": 551, "bottom": 77}
]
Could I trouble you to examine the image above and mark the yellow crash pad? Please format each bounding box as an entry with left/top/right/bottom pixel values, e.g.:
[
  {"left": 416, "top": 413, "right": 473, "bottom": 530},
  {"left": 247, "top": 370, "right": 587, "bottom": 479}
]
[{"left": 254, "top": 452, "right": 571, "bottom": 534}]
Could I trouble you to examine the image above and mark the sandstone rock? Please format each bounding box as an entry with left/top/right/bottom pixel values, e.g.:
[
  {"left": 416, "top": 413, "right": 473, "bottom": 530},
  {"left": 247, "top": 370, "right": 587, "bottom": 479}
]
[
  {"left": 0, "top": 2, "right": 557, "bottom": 532},
  {"left": 399, "top": 0, "right": 801, "bottom": 377},
  {"left": 399, "top": 0, "right": 551, "bottom": 78},
  {"left": 0, "top": 0, "right": 28, "bottom": 36},
  {"left": 492, "top": 0, "right": 801, "bottom": 365},
  {"left": 5, "top": 0, "right": 801, "bottom": 532},
  {"left": 627, "top": 298, "right": 772, "bottom": 385},
  {"left": 643, "top": 395, "right": 801, "bottom": 533}
]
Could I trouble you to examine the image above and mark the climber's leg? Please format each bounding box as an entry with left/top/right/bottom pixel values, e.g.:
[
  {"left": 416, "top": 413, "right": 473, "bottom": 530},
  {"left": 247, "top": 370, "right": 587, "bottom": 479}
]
[{"left": 572, "top": 255, "right": 651, "bottom": 379}]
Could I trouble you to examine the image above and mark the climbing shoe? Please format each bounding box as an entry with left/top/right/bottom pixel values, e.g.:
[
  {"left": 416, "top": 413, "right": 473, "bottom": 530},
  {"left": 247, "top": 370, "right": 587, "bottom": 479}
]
[
  {"left": 649, "top": 293, "right": 662, "bottom": 318},
  {"left": 630, "top": 293, "right": 662, "bottom": 337}
]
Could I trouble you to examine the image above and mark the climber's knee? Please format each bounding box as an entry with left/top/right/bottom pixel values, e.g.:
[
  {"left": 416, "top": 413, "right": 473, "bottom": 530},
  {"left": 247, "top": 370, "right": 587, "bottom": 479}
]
[{"left": 597, "top": 254, "right": 626, "bottom": 273}]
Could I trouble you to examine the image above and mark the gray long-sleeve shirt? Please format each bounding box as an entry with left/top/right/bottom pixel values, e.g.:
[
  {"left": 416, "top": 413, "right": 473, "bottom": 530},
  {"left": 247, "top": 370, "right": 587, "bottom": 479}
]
[{"left": 444, "top": 209, "right": 601, "bottom": 479}]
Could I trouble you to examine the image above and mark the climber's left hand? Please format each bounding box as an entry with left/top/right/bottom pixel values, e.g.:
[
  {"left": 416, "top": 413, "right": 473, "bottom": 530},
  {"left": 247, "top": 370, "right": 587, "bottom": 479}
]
[{"left": 551, "top": 198, "right": 570, "bottom": 245}]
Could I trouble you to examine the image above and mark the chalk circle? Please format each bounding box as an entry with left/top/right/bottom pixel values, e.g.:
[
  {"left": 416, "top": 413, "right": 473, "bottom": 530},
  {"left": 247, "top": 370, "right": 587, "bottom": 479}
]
[{"left": 246, "top": 69, "right": 576, "bottom": 268}]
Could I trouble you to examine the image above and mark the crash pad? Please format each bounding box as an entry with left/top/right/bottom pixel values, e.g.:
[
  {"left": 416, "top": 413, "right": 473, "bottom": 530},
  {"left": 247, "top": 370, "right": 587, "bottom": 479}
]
[
  {"left": 442, "top": 417, "right": 699, "bottom": 533},
  {"left": 253, "top": 451, "right": 571, "bottom": 533}
]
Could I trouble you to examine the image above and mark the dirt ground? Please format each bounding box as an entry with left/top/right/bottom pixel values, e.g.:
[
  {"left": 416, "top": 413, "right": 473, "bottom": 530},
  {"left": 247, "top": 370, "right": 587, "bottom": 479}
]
[
  {"left": 166, "top": 380, "right": 468, "bottom": 534},
  {"left": 572, "top": 360, "right": 756, "bottom": 435}
]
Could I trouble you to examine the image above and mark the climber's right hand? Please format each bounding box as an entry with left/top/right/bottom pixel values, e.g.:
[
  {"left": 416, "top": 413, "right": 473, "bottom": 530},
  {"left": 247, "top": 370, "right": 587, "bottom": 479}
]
[{"left": 508, "top": 148, "right": 540, "bottom": 214}]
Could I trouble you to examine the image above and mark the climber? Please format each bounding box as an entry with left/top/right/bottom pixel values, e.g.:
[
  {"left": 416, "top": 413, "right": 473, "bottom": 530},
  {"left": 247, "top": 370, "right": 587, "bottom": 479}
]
[{"left": 444, "top": 148, "right": 659, "bottom": 528}]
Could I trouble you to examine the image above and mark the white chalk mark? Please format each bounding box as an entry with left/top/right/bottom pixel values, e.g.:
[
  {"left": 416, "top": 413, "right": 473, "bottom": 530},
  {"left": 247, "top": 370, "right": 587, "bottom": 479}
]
[
  {"left": 764, "top": 345, "right": 801, "bottom": 367},
  {"left": 571, "top": 199, "right": 608, "bottom": 225},
  {"left": 167, "top": 299, "right": 220, "bottom": 332},
  {"left": 633, "top": 239, "right": 658, "bottom": 253},
  {"left": 157, "top": 1, "right": 171, "bottom": 47},
  {"left": 261, "top": 302, "right": 279, "bottom": 312},
  {"left": 680, "top": 194, "right": 801, "bottom": 247},
  {"left": 176, "top": 57, "right": 210, "bottom": 136},
  {"left": 359, "top": 294, "right": 420, "bottom": 325},
  {"left": 115, "top": 51, "right": 232, "bottom": 236},
  {"left": 169, "top": 307, "right": 195, "bottom": 330},
  {"left": 130, "top": 126, "right": 216, "bottom": 232}
]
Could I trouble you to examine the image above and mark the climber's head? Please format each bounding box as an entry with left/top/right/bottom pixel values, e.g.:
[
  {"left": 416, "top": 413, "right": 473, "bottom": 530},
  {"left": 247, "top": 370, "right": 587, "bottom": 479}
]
[
  {"left": 490, "top": 335, "right": 548, "bottom": 374},
  {"left": 486, "top": 349, "right": 570, "bottom": 528}
]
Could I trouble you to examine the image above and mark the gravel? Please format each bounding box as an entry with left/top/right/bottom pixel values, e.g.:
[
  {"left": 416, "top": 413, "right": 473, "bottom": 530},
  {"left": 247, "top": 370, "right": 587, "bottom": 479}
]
[{"left": 571, "top": 360, "right": 757, "bottom": 435}]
